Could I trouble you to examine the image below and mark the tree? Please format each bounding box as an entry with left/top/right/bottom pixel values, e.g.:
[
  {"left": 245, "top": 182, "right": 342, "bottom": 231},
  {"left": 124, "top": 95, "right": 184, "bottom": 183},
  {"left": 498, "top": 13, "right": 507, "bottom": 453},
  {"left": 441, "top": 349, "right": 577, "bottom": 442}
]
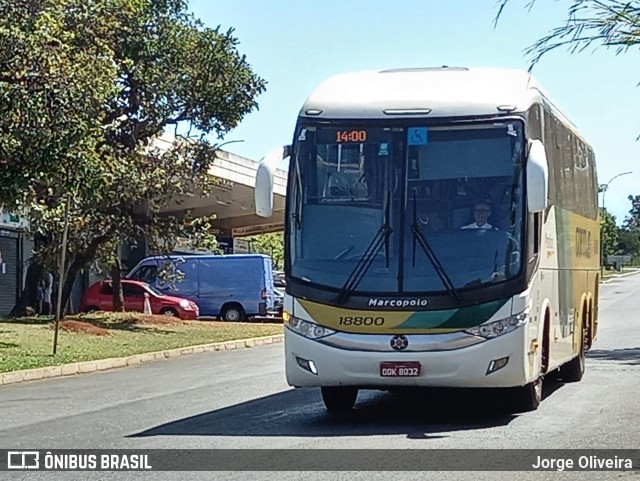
[
  {"left": 496, "top": 0, "right": 640, "bottom": 66},
  {"left": 622, "top": 194, "right": 640, "bottom": 230},
  {"left": 619, "top": 194, "right": 640, "bottom": 262},
  {"left": 248, "top": 232, "right": 284, "bottom": 270},
  {"left": 600, "top": 208, "right": 621, "bottom": 263},
  {"left": 618, "top": 229, "right": 640, "bottom": 260},
  {"left": 1, "top": 0, "right": 266, "bottom": 315}
]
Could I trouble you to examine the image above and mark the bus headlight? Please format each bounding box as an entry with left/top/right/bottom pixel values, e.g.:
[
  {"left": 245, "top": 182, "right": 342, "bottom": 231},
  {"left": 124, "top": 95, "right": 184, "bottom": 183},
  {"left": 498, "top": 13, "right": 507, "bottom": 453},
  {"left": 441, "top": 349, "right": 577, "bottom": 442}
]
[
  {"left": 285, "top": 314, "right": 336, "bottom": 340},
  {"left": 464, "top": 310, "right": 528, "bottom": 339}
]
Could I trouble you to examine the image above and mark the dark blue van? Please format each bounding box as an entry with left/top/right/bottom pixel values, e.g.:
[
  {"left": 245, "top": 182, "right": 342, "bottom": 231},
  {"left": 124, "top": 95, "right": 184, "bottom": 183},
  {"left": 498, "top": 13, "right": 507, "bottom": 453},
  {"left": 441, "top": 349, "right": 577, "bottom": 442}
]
[{"left": 127, "top": 254, "right": 277, "bottom": 321}]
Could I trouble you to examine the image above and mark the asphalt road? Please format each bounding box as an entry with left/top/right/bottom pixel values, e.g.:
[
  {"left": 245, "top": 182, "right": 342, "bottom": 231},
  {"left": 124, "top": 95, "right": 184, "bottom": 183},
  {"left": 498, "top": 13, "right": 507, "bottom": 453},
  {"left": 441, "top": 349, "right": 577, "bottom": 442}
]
[{"left": 1, "top": 273, "right": 639, "bottom": 481}]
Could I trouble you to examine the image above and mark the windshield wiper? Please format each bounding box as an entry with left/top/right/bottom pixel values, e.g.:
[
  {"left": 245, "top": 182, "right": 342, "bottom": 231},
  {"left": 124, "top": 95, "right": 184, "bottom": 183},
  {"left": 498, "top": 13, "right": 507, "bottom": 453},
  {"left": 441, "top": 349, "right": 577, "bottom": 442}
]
[
  {"left": 504, "top": 131, "right": 524, "bottom": 274},
  {"left": 334, "top": 191, "right": 393, "bottom": 305},
  {"left": 410, "top": 190, "right": 461, "bottom": 304},
  {"left": 292, "top": 154, "right": 303, "bottom": 229}
]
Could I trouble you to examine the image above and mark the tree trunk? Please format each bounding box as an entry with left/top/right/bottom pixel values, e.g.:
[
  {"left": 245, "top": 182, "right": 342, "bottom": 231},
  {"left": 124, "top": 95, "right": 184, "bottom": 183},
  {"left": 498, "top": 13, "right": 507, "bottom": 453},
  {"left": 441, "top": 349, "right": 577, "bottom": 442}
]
[
  {"left": 111, "top": 257, "right": 124, "bottom": 312},
  {"left": 59, "top": 259, "right": 80, "bottom": 318},
  {"left": 58, "top": 235, "right": 110, "bottom": 317}
]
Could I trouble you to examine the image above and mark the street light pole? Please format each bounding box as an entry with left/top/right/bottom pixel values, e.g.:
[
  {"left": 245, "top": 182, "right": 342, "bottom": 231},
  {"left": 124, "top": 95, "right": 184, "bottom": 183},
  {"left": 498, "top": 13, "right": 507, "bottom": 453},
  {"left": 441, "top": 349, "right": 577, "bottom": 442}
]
[{"left": 600, "top": 171, "right": 632, "bottom": 277}]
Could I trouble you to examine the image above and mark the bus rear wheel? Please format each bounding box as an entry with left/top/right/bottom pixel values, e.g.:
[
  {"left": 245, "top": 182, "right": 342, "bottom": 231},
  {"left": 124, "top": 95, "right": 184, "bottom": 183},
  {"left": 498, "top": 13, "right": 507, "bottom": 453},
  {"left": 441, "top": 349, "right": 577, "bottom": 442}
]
[
  {"left": 559, "top": 322, "right": 587, "bottom": 382},
  {"left": 321, "top": 387, "right": 358, "bottom": 414}
]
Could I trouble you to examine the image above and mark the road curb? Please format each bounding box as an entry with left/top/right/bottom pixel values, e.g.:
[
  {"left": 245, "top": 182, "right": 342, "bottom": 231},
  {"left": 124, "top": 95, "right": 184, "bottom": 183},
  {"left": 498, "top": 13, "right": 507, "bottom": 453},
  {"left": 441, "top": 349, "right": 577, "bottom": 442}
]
[
  {"left": 602, "top": 269, "right": 640, "bottom": 283},
  {"left": 0, "top": 334, "right": 284, "bottom": 387}
]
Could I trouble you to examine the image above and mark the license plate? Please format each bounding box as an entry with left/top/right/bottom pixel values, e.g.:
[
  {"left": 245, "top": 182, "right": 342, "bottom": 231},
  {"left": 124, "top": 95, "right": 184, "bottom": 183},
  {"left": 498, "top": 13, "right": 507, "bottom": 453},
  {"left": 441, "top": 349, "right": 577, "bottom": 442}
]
[{"left": 379, "top": 361, "right": 421, "bottom": 377}]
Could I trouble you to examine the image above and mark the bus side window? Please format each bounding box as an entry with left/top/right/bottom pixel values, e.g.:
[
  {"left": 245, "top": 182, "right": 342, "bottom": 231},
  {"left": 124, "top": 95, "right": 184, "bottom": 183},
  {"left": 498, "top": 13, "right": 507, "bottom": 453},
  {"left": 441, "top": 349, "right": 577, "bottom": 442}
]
[
  {"left": 533, "top": 212, "right": 540, "bottom": 255},
  {"left": 529, "top": 212, "right": 541, "bottom": 263}
]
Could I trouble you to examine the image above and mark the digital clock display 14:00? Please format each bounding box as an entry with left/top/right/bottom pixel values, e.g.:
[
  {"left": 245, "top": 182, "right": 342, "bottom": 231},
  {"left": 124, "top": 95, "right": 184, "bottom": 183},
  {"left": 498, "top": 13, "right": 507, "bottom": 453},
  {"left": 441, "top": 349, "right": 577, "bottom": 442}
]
[{"left": 336, "top": 130, "right": 367, "bottom": 142}]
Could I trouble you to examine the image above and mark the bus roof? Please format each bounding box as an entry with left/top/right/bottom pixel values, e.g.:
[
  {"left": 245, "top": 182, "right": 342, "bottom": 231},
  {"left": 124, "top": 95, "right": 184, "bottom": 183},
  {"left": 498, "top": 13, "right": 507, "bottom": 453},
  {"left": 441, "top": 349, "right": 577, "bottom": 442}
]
[{"left": 300, "top": 67, "right": 575, "bottom": 126}]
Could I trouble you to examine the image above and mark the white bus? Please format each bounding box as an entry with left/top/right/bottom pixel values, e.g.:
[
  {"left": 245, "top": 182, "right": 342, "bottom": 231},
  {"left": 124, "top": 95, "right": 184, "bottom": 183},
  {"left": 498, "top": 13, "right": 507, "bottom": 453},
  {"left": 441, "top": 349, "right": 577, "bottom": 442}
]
[{"left": 255, "top": 67, "right": 599, "bottom": 413}]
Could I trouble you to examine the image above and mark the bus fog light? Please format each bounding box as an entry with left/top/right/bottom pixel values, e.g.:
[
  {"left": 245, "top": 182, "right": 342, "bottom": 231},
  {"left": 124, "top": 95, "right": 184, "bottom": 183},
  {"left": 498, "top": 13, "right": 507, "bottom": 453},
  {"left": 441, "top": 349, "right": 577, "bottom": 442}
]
[
  {"left": 486, "top": 356, "right": 509, "bottom": 375},
  {"left": 296, "top": 356, "right": 318, "bottom": 375}
]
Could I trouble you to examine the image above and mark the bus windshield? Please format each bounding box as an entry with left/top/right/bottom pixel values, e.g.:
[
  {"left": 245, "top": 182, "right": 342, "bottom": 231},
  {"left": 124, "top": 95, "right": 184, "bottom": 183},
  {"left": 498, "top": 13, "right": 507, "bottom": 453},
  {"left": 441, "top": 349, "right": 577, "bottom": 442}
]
[{"left": 289, "top": 121, "right": 525, "bottom": 296}]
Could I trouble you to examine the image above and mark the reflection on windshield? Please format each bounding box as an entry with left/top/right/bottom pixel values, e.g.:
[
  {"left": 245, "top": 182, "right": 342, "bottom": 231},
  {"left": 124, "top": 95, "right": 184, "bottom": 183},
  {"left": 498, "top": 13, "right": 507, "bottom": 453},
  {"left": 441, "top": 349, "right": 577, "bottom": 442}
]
[
  {"left": 289, "top": 122, "right": 525, "bottom": 295},
  {"left": 146, "top": 284, "right": 165, "bottom": 297}
]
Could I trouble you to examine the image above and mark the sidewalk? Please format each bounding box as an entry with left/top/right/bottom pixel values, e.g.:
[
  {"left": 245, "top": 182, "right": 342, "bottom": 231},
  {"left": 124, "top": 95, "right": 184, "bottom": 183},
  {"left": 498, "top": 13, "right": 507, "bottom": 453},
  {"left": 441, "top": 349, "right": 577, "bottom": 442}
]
[{"left": 0, "top": 334, "right": 283, "bottom": 387}]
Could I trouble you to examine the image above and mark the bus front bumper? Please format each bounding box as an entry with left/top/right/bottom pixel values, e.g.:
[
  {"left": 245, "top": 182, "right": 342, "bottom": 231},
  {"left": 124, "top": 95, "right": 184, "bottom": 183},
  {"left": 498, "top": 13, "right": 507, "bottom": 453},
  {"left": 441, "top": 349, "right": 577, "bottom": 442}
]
[{"left": 285, "top": 327, "right": 529, "bottom": 389}]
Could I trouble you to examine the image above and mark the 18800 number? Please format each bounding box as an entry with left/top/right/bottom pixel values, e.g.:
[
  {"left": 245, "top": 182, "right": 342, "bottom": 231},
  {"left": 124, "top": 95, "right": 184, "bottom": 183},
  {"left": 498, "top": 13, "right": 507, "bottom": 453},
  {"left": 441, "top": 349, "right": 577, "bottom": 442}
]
[{"left": 338, "top": 316, "right": 385, "bottom": 326}]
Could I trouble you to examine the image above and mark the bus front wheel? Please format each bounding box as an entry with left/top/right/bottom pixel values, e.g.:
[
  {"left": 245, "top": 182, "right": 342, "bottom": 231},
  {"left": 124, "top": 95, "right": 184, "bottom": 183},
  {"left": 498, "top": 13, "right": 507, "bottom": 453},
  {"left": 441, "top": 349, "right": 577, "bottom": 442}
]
[
  {"left": 513, "top": 376, "right": 543, "bottom": 412},
  {"left": 321, "top": 386, "right": 358, "bottom": 413}
]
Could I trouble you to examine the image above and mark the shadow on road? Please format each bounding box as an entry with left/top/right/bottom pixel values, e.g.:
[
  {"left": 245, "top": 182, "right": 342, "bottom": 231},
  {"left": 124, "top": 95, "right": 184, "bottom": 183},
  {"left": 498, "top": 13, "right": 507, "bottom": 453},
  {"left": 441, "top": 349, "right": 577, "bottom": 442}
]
[
  {"left": 131, "top": 380, "right": 564, "bottom": 440},
  {"left": 587, "top": 347, "right": 640, "bottom": 365}
]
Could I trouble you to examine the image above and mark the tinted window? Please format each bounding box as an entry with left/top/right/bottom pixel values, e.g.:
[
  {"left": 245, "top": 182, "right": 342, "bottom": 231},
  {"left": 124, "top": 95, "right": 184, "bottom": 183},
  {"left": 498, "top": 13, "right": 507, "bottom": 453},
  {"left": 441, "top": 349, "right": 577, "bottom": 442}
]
[
  {"left": 123, "top": 283, "right": 145, "bottom": 297},
  {"left": 155, "top": 259, "right": 199, "bottom": 294},
  {"left": 131, "top": 265, "right": 157, "bottom": 283},
  {"left": 199, "top": 258, "right": 262, "bottom": 293}
]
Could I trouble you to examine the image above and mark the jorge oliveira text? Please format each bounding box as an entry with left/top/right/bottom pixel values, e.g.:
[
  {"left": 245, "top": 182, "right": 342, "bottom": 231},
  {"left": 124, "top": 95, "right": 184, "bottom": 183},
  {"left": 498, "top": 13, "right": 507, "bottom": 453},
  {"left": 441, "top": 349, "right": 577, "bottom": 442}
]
[{"left": 532, "top": 454, "right": 633, "bottom": 471}]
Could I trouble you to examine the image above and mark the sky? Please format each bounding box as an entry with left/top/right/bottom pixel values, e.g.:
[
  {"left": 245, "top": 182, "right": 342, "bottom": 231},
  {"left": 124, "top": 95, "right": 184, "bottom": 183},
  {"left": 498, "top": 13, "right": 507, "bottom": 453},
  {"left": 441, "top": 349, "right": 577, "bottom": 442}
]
[{"left": 188, "top": 0, "right": 639, "bottom": 224}]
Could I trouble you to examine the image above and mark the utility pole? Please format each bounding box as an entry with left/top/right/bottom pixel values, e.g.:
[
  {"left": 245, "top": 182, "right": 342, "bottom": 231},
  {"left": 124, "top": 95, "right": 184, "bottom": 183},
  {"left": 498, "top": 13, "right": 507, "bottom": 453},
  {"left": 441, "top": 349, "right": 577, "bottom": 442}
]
[{"left": 53, "top": 193, "right": 71, "bottom": 355}]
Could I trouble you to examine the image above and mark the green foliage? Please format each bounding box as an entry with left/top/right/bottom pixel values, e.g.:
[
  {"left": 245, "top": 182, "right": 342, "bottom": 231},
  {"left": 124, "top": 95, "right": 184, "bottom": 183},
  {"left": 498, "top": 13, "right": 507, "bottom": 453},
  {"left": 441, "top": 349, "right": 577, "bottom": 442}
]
[
  {"left": 0, "top": 0, "right": 266, "bottom": 305},
  {"left": 495, "top": 0, "right": 640, "bottom": 66},
  {"left": 618, "top": 230, "right": 640, "bottom": 261},
  {"left": 600, "top": 208, "right": 620, "bottom": 260},
  {"left": 622, "top": 194, "right": 640, "bottom": 231},
  {"left": 247, "top": 232, "right": 284, "bottom": 269},
  {"left": 620, "top": 195, "right": 640, "bottom": 262}
]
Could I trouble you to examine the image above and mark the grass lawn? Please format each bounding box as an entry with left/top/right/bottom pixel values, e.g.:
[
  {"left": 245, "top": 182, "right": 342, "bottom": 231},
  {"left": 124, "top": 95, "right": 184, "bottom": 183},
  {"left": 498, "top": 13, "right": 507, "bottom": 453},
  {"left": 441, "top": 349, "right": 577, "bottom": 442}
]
[{"left": 0, "top": 312, "right": 283, "bottom": 373}]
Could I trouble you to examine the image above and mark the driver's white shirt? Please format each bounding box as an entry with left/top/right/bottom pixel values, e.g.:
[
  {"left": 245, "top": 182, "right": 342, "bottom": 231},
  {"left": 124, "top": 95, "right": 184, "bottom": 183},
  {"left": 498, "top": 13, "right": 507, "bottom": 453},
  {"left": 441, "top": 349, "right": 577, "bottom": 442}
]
[{"left": 461, "top": 222, "right": 493, "bottom": 230}]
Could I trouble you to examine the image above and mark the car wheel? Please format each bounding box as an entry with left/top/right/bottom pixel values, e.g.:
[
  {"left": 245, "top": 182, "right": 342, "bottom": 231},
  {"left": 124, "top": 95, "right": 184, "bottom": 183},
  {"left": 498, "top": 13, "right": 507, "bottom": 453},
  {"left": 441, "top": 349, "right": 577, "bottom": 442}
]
[
  {"left": 221, "top": 304, "right": 245, "bottom": 322},
  {"left": 160, "top": 307, "right": 178, "bottom": 317},
  {"left": 84, "top": 306, "right": 99, "bottom": 313}
]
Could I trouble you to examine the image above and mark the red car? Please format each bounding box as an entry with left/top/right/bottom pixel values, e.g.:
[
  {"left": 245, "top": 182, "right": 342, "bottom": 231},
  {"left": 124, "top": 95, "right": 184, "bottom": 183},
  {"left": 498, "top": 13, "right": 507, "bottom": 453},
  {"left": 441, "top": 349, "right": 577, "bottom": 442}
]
[{"left": 79, "top": 279, "right": 199, "bottom": 320}]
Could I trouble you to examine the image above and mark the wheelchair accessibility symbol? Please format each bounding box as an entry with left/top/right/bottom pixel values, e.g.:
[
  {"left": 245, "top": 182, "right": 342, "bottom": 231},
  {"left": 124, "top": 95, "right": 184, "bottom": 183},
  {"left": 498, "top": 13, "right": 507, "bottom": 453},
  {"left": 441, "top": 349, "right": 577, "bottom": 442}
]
[{"left": 408, "top": 127, "right": 428, "bottom": 146}]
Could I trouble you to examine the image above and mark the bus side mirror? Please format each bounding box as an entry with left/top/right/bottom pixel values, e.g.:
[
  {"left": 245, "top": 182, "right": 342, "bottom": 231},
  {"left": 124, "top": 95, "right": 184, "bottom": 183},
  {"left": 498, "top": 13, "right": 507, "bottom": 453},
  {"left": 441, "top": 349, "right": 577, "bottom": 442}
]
[
  {"left": 526, "top": 139, "right": 549, "bottom": 213},
  {"left": 255, "top": 145, "right": 290, "bottom": 218}
]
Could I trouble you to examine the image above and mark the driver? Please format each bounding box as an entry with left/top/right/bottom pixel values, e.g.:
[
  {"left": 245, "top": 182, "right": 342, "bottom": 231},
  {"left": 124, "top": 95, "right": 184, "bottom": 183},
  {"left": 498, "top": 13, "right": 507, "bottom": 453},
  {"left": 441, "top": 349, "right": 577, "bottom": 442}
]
[{"left": 461, "top": 201, "right": 494, "bottom": 230}]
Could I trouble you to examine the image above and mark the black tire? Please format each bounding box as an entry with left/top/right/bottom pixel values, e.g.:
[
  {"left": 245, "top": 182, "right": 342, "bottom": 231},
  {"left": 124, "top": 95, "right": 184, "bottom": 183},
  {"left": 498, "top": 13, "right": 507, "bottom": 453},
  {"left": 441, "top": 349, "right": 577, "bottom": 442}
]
[
  {"left": 513, "top": 376, "right": 543, "bottom": 412},
  {"left": 160, "top": 307, "right": 178, "bottom": 317},
  {"left": 221, "top": 304, "right": 246, "bottom": 322},
  {"left": 559, "top": 322, "right": 587, "bottom": 382},
  {"left": 321, "top": 386, "right": 358, "bottom": 414},
  {"left": 84, "top": 306, "right": 99, "bottom": 313}
]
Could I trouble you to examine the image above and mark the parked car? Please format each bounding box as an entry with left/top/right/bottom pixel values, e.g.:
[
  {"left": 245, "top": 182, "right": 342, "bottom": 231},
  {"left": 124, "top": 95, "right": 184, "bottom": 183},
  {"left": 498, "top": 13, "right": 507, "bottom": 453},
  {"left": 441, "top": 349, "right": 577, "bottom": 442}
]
[
  {"left": 127, "top": 254, "right": 277, "bottom": 321},
  {"left": 79, "top": 279, "right": 200, "bottom": 320}
]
